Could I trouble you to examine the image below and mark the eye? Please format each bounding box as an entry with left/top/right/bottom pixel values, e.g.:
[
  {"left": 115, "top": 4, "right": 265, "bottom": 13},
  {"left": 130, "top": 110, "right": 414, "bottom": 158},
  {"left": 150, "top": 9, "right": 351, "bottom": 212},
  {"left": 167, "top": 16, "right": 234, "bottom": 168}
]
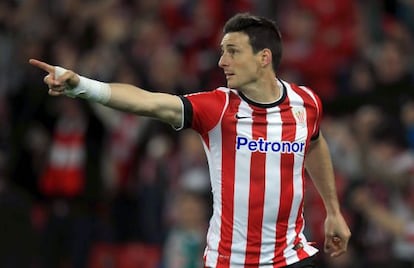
[
  {"left": 228, "top": 48, "right": 237, "bottom": 55},
  {"left": 220, "top": 47, "right": 239, "bottom": 57}
]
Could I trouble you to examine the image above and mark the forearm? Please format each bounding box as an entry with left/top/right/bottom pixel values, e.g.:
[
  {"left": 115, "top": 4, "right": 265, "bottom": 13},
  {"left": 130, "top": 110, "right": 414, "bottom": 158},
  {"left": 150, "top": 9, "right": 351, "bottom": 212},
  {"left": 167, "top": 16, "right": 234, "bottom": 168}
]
[
  {"left": 305, "top": 134, "right": 341, "bottom": 215},
  {"left": 306, "top": 136, "right": 351, "bottom": 257},
  {"left": 107, "top": 83, "right": 182, "bottom": 126},
  {"left": 108, "top": 83, "right": 163, "bottom": 115}
]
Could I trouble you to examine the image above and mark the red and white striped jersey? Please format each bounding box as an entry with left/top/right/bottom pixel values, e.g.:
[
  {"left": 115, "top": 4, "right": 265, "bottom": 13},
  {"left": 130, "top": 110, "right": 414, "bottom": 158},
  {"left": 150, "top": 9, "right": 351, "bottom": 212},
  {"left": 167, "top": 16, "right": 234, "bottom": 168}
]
[{"left": 180, "top": 79, "right": 322, "bottom": 267}]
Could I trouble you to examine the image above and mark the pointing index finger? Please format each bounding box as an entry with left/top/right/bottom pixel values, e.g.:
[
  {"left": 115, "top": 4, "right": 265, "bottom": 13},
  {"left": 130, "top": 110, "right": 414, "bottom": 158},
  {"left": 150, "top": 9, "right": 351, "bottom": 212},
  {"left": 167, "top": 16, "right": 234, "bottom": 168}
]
[{"left": 29, "top": 59, "right": 55, "bottom": 74}]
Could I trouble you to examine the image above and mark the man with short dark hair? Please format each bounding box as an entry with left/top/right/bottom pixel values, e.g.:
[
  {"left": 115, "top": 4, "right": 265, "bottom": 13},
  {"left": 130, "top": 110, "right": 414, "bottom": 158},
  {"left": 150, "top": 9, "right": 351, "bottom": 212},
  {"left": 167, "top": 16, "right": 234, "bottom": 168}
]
[{"left": 30, "top": 12, "right": 350, "bottom": 268}]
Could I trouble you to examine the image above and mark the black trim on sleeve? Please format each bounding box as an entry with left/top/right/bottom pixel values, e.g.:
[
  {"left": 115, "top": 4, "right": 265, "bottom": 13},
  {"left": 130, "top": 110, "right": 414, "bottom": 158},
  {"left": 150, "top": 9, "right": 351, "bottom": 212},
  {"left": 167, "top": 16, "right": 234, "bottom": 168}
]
[
  {"left": 179, "top": 96, "right": 193, "bottom": 129},
  {"left": 311, "top": 130, "right": 320, "bottom": 141}
]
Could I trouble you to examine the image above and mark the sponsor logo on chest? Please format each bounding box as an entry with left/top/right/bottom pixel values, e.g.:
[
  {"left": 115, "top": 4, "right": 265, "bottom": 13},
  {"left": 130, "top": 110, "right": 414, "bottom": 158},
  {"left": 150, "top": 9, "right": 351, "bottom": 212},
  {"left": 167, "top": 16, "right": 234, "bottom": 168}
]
[{"left": 236, "top": 136, "right": 305, "bottom": 153}]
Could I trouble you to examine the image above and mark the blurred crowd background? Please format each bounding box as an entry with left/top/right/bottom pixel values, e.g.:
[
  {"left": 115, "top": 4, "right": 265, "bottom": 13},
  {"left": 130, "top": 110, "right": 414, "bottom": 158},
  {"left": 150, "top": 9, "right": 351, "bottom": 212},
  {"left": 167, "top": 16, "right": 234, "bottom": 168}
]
[{"left": 0, "top": 0, "right": 414, "bottom": 267}]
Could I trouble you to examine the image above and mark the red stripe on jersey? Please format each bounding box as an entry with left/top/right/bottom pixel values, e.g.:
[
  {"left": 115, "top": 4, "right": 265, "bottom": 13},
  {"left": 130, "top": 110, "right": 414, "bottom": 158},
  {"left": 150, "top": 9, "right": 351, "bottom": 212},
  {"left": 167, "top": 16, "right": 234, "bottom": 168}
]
[
  {"left": 274, "top": 94, "right": 296, "bottom": 266},
  {"left": 290, "top": 84, "right": 321, "bottom": 260},
  {"left": 294, "top": 206, "right": 309, "bottom": 260},
  {"left": 201, "top": 132, "right": 210, "bottom": 150},
  {"left": 216, "top": 93, "right": 241, "bottom": 267},
  {"left": 291, "top": 85, "right": 322, "bottom": 142},
  {"left": 292, "top": 193, "right": 309, "bottom": 261},
  {"left": 244, "top": 107, "right": 267, "bottom": 266}
]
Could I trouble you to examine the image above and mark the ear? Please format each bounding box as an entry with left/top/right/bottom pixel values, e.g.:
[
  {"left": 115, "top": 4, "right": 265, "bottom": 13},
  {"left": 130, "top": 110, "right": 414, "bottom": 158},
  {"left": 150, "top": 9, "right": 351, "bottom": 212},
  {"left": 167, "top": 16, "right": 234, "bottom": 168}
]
[{"left": 260, "top": 49, "right": 272, "bottom": 67}]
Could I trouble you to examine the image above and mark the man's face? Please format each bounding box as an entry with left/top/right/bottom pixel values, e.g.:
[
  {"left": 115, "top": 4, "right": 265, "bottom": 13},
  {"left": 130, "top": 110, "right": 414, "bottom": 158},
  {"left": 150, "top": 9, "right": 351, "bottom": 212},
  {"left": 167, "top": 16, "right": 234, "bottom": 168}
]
[{"left": 218, "top": 32, "right": 261, "bottom": 89}]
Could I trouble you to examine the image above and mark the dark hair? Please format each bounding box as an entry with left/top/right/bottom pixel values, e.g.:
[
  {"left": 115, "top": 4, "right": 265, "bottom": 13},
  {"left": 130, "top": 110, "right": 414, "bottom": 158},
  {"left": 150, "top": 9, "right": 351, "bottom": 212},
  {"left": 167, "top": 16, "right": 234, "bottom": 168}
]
[{"left": 223, "top": 13, "right": 283, "bottom": 72}]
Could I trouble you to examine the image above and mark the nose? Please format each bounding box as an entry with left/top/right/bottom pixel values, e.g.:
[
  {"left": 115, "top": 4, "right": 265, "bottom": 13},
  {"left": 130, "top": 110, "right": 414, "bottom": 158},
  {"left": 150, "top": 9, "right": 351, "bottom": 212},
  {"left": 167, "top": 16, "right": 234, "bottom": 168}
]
[{"left": 218, "top": 54, "right": 228, "bottom": 68}]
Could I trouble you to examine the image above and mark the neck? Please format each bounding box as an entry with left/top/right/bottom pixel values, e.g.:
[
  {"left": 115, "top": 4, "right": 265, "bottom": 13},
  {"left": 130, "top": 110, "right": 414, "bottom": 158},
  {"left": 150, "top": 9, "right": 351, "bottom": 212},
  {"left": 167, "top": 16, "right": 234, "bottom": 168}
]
[{"left": 240, "top": 74, "right": 281, "bottom": 104}]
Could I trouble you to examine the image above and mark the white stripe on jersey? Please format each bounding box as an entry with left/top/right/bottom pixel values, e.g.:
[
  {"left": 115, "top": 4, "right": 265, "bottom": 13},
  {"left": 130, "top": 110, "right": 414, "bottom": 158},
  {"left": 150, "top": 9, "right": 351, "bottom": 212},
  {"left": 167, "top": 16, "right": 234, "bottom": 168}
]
[
  {"left": 230, "top": 100, "right": 253, "bottom": 265},
  {"left": 204, "top": 119, "right": 224, "bottom": 267}
]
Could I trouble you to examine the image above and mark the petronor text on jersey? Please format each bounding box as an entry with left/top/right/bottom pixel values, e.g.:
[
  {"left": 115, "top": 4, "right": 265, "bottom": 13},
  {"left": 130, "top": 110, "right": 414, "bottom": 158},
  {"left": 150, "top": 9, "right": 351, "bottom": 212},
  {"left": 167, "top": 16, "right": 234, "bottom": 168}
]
[{"left": 236, "top": 136, "right": 305, "bottom": 153}]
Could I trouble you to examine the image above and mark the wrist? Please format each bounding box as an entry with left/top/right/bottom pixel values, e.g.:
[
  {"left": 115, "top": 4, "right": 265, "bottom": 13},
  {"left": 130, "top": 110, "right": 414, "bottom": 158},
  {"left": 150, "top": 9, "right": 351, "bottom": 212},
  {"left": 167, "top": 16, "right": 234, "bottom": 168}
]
[
  {"left": 325, "top": 203, "right": 341, "bottom": 216},
  {"left": 71, "top": 75, "right": 111, "bottom": 104},
  {"left": 54, "top": 66, "right": 111, "bottom": 104}
]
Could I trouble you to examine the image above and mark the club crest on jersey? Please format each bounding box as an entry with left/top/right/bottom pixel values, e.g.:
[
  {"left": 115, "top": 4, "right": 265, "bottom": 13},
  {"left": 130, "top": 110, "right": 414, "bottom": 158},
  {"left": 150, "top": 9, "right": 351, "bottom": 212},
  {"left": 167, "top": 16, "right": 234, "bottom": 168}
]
[
  {"left": 236, "top": 136, "right": 305, "bottom": 153},
  {"left": 293, "top": 107, "right": 306, "bottom": 124}
]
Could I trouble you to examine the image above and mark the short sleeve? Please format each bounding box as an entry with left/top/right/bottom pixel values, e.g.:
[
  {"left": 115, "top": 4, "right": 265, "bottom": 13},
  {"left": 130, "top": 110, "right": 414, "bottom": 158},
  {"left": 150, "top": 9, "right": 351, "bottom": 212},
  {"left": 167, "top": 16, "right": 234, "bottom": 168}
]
[
  {"left": 310, "top": 92, "right": 323, "bottom": 140},
  {"left": 180, "top": 89, "right": 228, "bottom": 134},
  {"left": 296, "top": 85, "right": 323, "bottom": 141}
]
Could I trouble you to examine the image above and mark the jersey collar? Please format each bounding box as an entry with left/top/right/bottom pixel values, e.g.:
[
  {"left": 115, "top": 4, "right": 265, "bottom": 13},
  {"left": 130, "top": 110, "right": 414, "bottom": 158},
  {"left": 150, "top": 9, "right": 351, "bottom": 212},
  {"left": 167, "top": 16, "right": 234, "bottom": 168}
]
[{"left": 238, "top": 78, "right": 287, "bottom": 108}]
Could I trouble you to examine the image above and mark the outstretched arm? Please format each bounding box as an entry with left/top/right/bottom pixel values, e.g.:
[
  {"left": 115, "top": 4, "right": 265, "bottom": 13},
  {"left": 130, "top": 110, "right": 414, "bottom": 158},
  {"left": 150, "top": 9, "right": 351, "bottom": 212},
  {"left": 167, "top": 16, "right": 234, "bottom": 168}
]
[
  {"left": 29, "top": 59, "right": 183, "bottom": 128},
  {"left": 305, "top": 133, "right": 351, "bottom": 257}
]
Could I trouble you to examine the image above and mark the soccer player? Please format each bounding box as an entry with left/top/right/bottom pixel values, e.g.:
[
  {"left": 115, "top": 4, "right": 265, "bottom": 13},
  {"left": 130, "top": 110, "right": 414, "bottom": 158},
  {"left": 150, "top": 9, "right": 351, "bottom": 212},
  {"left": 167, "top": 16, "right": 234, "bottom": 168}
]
[{"left": 30, "top": 13, "right": 350, "bottom": 268}]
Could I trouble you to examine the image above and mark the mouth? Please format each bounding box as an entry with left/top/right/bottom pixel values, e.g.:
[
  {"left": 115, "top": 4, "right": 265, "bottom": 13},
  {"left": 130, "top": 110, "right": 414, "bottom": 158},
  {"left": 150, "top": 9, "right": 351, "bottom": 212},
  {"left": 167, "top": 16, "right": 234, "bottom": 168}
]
[{"left": 225, "top": 72, "right": 235, "bottom": 79}]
